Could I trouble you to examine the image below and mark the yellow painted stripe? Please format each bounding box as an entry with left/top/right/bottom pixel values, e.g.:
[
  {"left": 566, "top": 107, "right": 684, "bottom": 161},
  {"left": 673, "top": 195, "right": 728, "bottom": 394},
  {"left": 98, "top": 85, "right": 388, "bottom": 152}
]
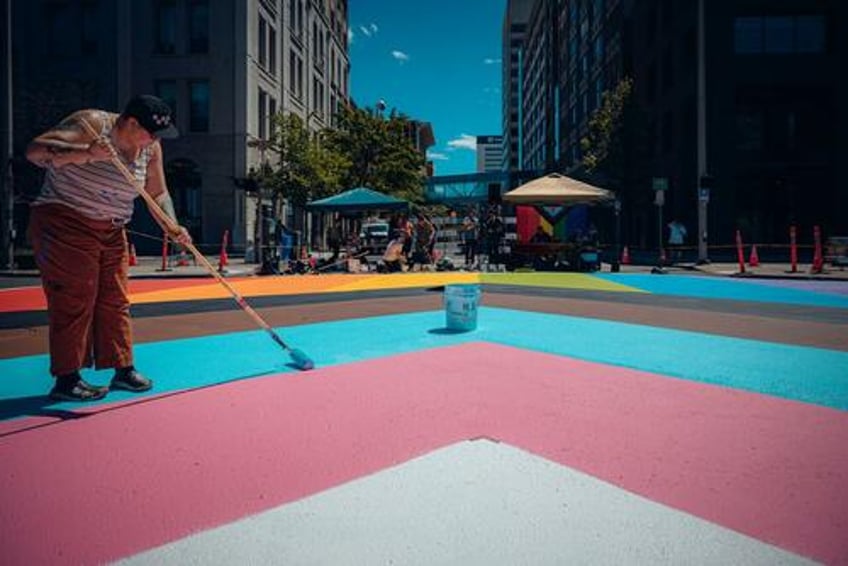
[
  {"left": 329, "top": 272, "right": 481, "bottom": 292},
  {"left": 129, "top": 274, "right": 375, "bottom": 304},
  {"left": 128, "top": 271, "right": 643, "bottom": 306},
  {"left": 480, "top": 272, "right": 645, "bottom": 293}
]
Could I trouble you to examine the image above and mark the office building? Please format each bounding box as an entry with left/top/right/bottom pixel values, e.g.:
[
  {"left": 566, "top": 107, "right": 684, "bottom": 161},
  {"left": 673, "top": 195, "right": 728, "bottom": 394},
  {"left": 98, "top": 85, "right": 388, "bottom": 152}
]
[
  {"left": 9, "top": 0, "right": 349, "bottom": 256},
  {"left": 504, "top": 0, "right": 846, "bottom": 247},
  {"left": 476, "top": 135, "right": 504, "bottom": 172},
  {"left": 501, "top": 0, "right": 534, "bottom": 172}
]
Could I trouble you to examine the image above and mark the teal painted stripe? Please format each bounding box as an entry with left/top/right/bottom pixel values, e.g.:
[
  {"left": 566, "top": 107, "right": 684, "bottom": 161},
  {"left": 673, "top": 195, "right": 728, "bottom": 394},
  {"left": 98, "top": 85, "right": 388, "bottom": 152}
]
[
  {"left": 474, "top": 307, "right": 848, "bottom": 411},
  {"left": 1, "top": 307, "right": 846, "bottom": 419},
  {"left": 594, "top": 274, "right": 848, "bottom": 309},
  {"left": 0, "top": 311, "right": 477, "bottom": 418}
]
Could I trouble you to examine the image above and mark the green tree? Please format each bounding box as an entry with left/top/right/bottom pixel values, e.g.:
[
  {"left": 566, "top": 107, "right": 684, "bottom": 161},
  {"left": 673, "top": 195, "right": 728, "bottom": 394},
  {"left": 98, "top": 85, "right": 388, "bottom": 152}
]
[
  {"left": 249, "top": 113, "right": 313, "bottom": 210},
  {"left": 324, "top": 105, "right": 426, "bottom": 202},
  {"left": 580, "top": 77, "right": 633, "bottom": 181},
  {"left": 579, "top": 76, "right": 653, "bottom": 248}
]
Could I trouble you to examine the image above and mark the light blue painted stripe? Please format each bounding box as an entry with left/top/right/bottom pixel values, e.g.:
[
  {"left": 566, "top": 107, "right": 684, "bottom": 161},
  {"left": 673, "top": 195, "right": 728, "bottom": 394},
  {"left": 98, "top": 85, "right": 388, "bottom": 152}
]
[
  {"left": 473, "top": 307, "right": 848, "bottom": 411},
  {"left": 0, "top": 311, "right": 476, "bottom": 417},
  {"left": 594, "top": 274, "right": 848, "bottom": 309},
  {"left": 1, "top": 307, "right": 846, "bottom": 418}
]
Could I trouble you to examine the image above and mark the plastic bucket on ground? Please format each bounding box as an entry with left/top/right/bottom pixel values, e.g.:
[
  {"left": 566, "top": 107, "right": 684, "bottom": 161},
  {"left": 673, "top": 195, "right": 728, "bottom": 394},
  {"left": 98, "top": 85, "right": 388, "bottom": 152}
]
[{"left": 444, "top": 284, "right": 481, "bottom": 332}]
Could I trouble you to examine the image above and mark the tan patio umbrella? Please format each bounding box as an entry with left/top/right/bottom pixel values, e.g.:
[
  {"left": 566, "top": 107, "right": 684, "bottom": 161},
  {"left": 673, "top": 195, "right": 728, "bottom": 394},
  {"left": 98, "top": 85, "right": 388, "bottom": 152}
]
[{"left": 503, "top": 173, "right": 615, "bottom": 205}]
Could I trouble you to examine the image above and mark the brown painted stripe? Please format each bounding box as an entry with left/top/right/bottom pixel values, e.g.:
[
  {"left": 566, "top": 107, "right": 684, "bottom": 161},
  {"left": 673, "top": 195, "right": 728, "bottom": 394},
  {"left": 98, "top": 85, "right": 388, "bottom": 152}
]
[{"left": 1, "top": 293, "right": 844, "bottom": 360}]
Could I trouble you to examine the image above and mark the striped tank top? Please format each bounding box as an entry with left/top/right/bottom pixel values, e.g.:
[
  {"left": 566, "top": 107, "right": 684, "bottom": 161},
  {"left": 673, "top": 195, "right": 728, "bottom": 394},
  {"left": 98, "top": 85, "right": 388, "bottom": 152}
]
[{"left": 32, "top": 111, "right": 153, "bottom": 225}]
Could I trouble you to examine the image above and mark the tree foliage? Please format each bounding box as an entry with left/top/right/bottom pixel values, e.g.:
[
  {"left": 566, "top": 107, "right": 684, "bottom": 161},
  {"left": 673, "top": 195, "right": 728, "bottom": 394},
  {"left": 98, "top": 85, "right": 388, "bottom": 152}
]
[
  {"left": 250, "top": 105, "right": 427, "bottom": 208},
  {"left": 323, "top": 105, "right": 426, "bottom": 203},
  {"left": 580, "top": 77, "right": 633, "bottom": 180}
]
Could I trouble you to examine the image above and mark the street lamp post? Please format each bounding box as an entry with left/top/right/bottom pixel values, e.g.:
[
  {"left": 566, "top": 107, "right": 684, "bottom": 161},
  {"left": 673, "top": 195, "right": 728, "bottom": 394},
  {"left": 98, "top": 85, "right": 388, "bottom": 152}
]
[
  {"left": 612, "top": 197, "right": 621, "bottom": 272},
  {"left": 246, "top": 136, "right": 272, "bottom": 268},
  {"left": 696, "top": 0, "right": 710, "bottom": 263}
]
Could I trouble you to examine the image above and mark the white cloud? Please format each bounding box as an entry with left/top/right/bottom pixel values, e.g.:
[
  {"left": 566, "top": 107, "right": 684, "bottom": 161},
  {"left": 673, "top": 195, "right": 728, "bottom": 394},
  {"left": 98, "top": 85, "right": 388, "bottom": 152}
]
[
  {"left": 483, "top": 58, "right": 502, "bottom": 65},
  {"left": 348, "top": 29, "right": 354, "bottom": 44},
  {"left": 358, "top": 23, "right": 379, "bottom": 38},
  {"left": 427, "top": 152, "right": 449, "bottom": 161},
  {"left": 391, "top": 50, "right": 410, "bottom": 63},
  {"left": 447, "top": 134, "right": 476, "bottom": 151}
]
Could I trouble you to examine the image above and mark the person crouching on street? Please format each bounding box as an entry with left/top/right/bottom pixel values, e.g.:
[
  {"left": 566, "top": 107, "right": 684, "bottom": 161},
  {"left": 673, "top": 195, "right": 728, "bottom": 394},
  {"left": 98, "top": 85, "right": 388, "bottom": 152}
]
[
  {"left": 25, "top": 95, "right": 192, "bottom": 402},
  {"left": 382, "top": 231, "right": 407, "bottom": 273}
]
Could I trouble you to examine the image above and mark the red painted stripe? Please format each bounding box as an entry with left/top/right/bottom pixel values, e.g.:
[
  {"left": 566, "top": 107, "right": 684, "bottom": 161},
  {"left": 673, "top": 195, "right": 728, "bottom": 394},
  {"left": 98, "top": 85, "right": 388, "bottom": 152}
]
[
  {"left": 0, "top": 286, "right": 47, "bottom": 313},
  {"left": 0, "top": 278, "right": 251, "bottom": 313},
  {"left": 0, "top": 343, "right": 845, "bottom": 564}
]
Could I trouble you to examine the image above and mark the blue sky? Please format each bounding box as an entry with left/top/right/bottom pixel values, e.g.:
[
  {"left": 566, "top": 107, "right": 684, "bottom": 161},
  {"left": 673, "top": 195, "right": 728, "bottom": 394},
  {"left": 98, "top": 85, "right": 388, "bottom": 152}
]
[{"left": 348, "top": 0, "right": 507, "bottom": 176}]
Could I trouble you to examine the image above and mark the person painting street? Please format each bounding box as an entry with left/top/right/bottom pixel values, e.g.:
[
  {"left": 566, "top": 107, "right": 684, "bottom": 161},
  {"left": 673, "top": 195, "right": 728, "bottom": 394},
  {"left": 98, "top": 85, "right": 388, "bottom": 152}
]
[{"left": 26, "top": 95, "right": 191, "bottom": 401}]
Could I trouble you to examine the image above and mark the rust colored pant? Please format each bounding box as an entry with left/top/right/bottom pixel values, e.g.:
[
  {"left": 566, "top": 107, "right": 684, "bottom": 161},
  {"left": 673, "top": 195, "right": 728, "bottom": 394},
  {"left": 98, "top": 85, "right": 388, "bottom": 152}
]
[{"left": 28, "top": 204, "right": 133, "bottom": 376}]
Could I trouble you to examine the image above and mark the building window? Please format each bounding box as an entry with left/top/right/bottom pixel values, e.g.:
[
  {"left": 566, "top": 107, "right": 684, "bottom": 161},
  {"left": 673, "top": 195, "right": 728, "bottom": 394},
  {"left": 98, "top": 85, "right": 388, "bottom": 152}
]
[
  {"left": 259, "top": 16, "right": 267, "bottom": 67},
  {"left": 258, "top": 89, "right": 268, "bottom": 140},
  {"left": 734, "top": 15, "right": 825, "bottom": 54},
  {"left": 662, "top": 112, "right": 673, "bottom": 153},
  {"left": 81, "top": 1, "right": 98, "bottom": 55},
  {"left": 795, "top": 16, "right": 825, "bottom": 53},
  {"left": 155, "top": 0, "right": 177, "bottom": 54},
  {"left": 189, "top": 80, "right": 210, "bottom": 132},
  {"left": 764, "top": 17, "right": 793, "bottom": 53},
  {"left": 269, "top": 26, "right": 277, "bottom": 75},
  {"left": 188, "top": 0, "right": 209, "bottom": 54},
  {"left": 297, "top": 57, "right": 304, "bottom": 99},
  {"left": 290, "top": 51, "right": 303, "bottom": 100},
  {"left": 289, "top": 50, "right": 297, "bottom": 98},
  {"left": 662, "top": 46, "right": 674, "bottom": 91},
  {"left": 594, "top": 34, "right": 604, "bottom": 63},
  {"left": 594, "top": 77, "right": 604, "bottom": 108},
  {"left": 735, "top": 110, "right": 763, "bottom": 153},
  {"left": 45, "top": 3, "right": 73, "bottom": 56},
  {"left": 154, "top": 80, "right": 178, "bottom": 124}
]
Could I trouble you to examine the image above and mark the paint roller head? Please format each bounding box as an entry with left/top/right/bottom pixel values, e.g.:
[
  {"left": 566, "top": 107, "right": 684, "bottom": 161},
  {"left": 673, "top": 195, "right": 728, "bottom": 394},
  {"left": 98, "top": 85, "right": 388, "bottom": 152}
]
[{"left": 289, "top": 348, "right": 315, "bottom": 371}]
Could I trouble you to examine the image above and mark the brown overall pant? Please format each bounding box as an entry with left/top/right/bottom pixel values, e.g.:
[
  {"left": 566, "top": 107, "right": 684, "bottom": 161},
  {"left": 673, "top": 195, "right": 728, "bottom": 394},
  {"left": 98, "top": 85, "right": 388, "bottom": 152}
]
[{"left": 28, "top": 204, "right": 133, "bottom": 376}]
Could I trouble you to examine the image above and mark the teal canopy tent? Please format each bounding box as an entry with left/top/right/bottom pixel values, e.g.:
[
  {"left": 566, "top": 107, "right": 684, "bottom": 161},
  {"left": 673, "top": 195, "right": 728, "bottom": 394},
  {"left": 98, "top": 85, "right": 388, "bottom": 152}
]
[{"left": 306, "top": 187, "right": 409, "bottom": 212}]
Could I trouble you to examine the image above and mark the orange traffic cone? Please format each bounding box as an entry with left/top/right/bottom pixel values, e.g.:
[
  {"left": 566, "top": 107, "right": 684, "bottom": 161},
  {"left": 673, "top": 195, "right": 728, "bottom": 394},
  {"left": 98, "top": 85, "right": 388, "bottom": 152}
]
[
  {"left": 620, "top": 245, "right": 631, "bottom": 265},
  {"left": 748, "top": 244, "right": 760, "bottom": 267},
  {"left": 218, "top": 230, "right": 229, "bottom": 272},
  {"left": 177, "top": 249, "right": 190, "bottom": 267},
  {"left": 811, "top": 225, "right": 824, "bottom": 274},
  {"left": 128, "top": 243, "right": 138, "bottom": 266}
]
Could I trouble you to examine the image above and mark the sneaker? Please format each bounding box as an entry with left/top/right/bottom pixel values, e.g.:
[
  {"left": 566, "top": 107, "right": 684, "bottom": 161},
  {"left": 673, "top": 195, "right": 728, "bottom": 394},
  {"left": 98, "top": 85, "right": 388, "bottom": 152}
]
[
  {"left": 49, "top": 378, "right": 108, "bottom": 402},
  {"left": 110, "top": 367, "right": 153, "bottom": 392}
]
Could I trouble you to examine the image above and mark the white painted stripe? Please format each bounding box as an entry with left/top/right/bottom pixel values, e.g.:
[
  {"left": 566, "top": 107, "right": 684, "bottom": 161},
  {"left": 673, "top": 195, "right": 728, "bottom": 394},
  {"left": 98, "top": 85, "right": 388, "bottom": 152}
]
[{"left": 119, "top": 441, "right": 815, "bottom": 566}]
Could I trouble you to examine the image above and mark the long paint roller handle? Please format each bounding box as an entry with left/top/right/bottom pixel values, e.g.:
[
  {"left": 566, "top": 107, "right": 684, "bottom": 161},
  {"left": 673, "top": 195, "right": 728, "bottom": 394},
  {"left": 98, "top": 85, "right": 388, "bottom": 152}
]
[{"left": 77, "top": 117, "right": 314, "bottom": 370}]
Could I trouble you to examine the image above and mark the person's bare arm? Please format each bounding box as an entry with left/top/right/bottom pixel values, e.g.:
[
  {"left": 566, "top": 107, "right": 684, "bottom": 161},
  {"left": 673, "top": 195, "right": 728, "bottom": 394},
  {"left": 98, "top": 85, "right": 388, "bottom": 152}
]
[
  {"left": 25, "top": 110, "right": 111, "bottom": 168},
  {"left": 144, "top": 142, "right": 192, "bottom": 245}
]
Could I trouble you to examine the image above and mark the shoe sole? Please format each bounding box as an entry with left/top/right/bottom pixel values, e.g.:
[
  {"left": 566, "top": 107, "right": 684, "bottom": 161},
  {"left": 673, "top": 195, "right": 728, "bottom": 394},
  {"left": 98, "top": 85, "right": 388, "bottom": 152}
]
[
  {"left": 49, "top": 389, "right": 108, "bottom": 402},
  {"left": 110, "top": 382, "right": 153, "bottom": 392}
]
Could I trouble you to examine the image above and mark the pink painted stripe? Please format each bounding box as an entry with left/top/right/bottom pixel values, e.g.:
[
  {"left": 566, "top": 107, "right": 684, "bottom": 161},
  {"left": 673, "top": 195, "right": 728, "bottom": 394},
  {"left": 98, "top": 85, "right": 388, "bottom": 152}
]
[
  {"left": 482, "top": 345, "right": 848, "bottom": 565},
  {"left": 0, "top": 343, "right": 846, "bottom": 564}
]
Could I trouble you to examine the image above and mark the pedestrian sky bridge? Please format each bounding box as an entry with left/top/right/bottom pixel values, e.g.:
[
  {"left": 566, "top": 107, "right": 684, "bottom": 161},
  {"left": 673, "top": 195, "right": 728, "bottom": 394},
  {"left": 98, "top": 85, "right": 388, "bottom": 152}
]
[{"left": 425, "top": 170, "right": 542, "bottom": 204}]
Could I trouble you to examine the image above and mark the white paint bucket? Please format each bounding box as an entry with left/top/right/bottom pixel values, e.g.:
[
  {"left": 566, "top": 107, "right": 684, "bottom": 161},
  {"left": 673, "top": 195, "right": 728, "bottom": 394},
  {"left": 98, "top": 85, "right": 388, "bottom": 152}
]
[{"left": 444, "top": 284, "right": 481, "bottom": 332}]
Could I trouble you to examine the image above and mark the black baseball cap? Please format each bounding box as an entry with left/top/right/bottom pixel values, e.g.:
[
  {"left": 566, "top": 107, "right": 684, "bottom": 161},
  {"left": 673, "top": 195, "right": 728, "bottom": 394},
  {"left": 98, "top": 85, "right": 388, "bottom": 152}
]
[{"left": 122, "top": 95, "right": 179, "bottom": 139}]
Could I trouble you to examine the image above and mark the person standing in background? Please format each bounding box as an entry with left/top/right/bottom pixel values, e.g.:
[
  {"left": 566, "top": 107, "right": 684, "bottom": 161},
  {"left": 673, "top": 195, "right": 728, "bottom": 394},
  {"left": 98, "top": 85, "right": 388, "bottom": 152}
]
[{"left": 667, "top": 219, "right": 688, "bottom": 263}]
